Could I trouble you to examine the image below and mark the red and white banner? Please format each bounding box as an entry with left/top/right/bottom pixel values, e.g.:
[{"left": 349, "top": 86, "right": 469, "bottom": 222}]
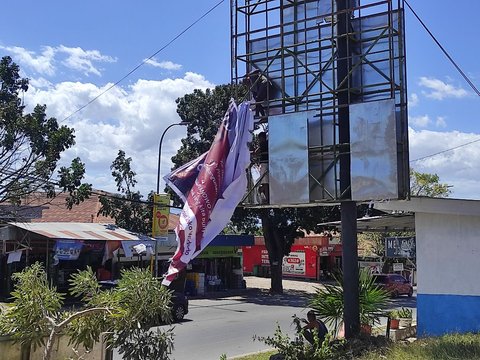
[{"left": 162, "top": 101, "right": 253, "bottom": 285}]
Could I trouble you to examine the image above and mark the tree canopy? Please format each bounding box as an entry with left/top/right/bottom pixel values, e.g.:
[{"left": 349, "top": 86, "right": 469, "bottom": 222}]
[
  {"left": 98, "top": 150, "right": 154, "bottom": 235},
  {"left": 0, "top": 56, "right": 91, "bottom": 211},
  {"left": 410, "top": 168, "right": 451, "bottom": 197}
]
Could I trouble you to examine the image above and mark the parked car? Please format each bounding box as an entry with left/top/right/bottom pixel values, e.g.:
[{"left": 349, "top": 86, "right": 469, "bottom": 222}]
[
  {"left": 99, "top": 280, "right": 188, "bottom": 322},
  {"left": 373, "top": 273, "right": 413, "bottom": 298},
  {"left": 170, "top": 291, "right": 189, "bottom": 322}
]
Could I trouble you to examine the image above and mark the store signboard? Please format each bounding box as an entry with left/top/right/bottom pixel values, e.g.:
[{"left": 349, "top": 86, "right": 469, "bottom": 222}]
[
  {"left": 385, "top": 236, "right": 416, "bottom": 258},
  {"left": 393, "top": 262, "right": 404, "bottom": 272},
  {"left": 152, "top": 193, "right": 170, "bottom": 237},
  {"left": 54, "top": 240, "right": 83, "bottom": 261},
  {"left": 261, "top": 249, "right": 269, "bottom": 265},
  {"left": 198, "top": 246, "right": 240, "bottom": 259},
  {"left": 282, "top": 251, "right": 306, "bottom": 276},
  {"left": 329, "top": 236, "right": 341, "bottom": 245}
]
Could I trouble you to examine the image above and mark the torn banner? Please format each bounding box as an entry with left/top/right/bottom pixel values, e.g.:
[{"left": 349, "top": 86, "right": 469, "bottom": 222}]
[{"left": 162, "top": 101, "right": 253, "bottom": 286}]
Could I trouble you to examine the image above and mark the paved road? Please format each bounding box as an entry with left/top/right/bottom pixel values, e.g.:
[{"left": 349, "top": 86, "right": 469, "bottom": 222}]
[
  {"left": 161, "top": 290, "right": 310, "bottom": 360},
  {"left": 113, "top": 277, "right": 417, "bottom": 360},
  {"left": 113, "top": 289, "right": 310, "bottom": 360}
]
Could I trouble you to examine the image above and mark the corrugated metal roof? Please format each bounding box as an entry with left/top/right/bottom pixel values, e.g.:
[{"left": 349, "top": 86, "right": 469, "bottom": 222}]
[
  {"left": 317, "top": 214, "right": 415, "bottom": 232},
  {"left": 8, "top": 222, "right": 153, "bottom": 242}
]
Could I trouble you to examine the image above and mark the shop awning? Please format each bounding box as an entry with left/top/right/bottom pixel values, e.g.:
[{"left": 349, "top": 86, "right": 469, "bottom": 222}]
[
  {"left": 317, "top": 214, "right": 415, "bottom": 233},
  {"left": 8, "top": 222, "right": 154, "bottom": 242}
]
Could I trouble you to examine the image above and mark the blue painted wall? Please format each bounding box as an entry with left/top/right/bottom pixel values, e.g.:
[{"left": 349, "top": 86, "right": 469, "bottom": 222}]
[{"left": 417, "top": 294, "right": 480, "bottom": 336}]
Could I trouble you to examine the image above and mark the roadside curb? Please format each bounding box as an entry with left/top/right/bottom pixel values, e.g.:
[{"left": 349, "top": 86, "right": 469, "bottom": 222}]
[
  {"left": 227, "top": 348, "right": 275, "bottom": 359},
  {"left": 187, "top": 287, "right": 258, "bottom": 300}
]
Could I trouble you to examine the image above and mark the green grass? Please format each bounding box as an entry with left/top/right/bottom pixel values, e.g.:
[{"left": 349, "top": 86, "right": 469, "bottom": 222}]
[
  {"left": 229, "top": 350, "right": 276, "bottom": 360},
  {"left": 361, "top": 333, "right": 480, "bottom": 360},
  {"left": 232, "top": 333, "right": 480, "bottom": 360}
]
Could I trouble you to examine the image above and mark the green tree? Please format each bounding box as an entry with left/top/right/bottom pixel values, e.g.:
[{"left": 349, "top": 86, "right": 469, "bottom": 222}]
[
  {"left": 410, "top": 168, "right": 451, "bottom": 197},
  {"left": 170, "top": 85, "right": 341, "bottom": 294},
  {"left": 0, "top": 56, "right": 91, "bottom": 211},
  {"left": 0, "top": 263, "right": 174, "bottom": 360},
  {"left": 98, "top": 150, "right": 154, "bottom": 235}
]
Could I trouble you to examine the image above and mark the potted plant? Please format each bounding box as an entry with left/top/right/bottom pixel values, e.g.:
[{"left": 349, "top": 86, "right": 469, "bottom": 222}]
[
  {"left": 387, "top": 309, "right": 400, "bottom": 330},
  {"left": 397, "top": 307, "right": 413, "bottom": 328},
  {"left": 309, "top": 269, "right": 389, "bottom": 337}
]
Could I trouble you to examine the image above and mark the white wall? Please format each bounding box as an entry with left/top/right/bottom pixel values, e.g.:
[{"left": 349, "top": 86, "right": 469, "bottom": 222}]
[{"left": 416, "top": 212, "right": 480, "bottom": 296}]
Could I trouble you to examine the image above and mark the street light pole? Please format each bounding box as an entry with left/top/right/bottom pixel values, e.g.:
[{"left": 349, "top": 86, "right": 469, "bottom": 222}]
[
  {"left": 154, "top": 121, "right": 188, "bottom": 278},
  {"left": 156, "top": 122, "right": 188, "bottom": 193}
]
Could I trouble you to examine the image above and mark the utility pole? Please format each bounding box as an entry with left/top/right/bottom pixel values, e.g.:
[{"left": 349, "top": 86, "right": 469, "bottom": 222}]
[{"left": 336, "top": 0, "right": 360, "bottom": 338}]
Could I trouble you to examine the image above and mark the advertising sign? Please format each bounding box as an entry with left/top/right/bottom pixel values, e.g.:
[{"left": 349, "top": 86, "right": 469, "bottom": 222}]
[
  {"left": 261, "top": 249, "right": 269, "bottom": 265},
  {"left": 197, "top": 246, "right": 240, "bottom": 259},
  {"left": 282, "top": 251, "right": 306, "bottom": 276},
  {"left": 152, "top": 193, "right": 170, "bottom": 237},
  {"left": 393, "top": 262, "right": 404, "bottom": 272},
  {"left": 385, "top": 236, "right": 416, "bottom": 258},
  {"left": 328, "top": 236, "right": 341, "bottom": 245},
  {"left": 54, "top": 240, "right": 84, "bottom": 261}
]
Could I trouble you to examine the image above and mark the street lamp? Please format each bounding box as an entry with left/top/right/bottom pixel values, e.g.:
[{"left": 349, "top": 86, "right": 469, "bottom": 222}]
[
  {"left": 154, "top": 121, "right": 188, "bottom": 279},
  {"left": 156, "top": 121, "right": 189, "bottom": 194}
]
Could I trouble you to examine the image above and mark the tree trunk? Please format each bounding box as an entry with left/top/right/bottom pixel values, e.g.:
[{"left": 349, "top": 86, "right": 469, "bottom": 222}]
[
  {"left": 43, "top": 329, "right": 57, "bottom": 360},
  {"left": 269, "top": 263, "right": 283, "bottom": 294},
  {"left": 43, "top": 307, "right": 111, "bottom": 360},
  {"left": 261, "top": 210, "right": 284, "bottom": 294}
]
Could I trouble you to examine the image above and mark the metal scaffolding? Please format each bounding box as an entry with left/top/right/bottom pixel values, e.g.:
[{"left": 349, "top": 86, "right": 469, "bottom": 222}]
[{"left": 231, "top": 0, "right": 409, "bottom": 208}]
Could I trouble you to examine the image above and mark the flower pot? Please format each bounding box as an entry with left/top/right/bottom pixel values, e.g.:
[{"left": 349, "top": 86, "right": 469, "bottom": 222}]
[
  {"left": 399, "top": 318, "right": 412, "bottom": 328},
  {"left": 390, "top": 318, "right": 400, "bottom": 330},
  {"left": 360, "top": 324, "right": 372, "bottom": 335}
]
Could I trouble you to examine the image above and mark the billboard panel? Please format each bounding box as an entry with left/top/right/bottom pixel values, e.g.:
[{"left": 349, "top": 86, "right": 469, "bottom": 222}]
[
  {"left": 350, "top": 99, "right": 399, "bottom": 201},
  {"left": 233, "top": 0, "right": 408, "bottom": 206},
  {"left": 269, "top": 112, "right": 311, "bottom": 205}
]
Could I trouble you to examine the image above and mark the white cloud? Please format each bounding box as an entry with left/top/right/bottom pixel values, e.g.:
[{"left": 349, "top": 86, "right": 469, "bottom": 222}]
[
  {"left": 408, "top": 93, "right": 419, "bottom": 108},
  {"left": 409, "top": 128, "right": 480, "bottom": 200},
  {"left": 435, "top": 116, "right": 447, "bottom": 128},
  {"left": 144, "top": 58, "right": 182, "bottom": 71},
  {"left": 23, "top": 73, "right": 214, "bottom": 194},
  {"left": 419, "top": 77, "right": 469, "bottom": 100},
  {"left": 410, "top": 114, "right": 430, "bottom": 128},
  {"left": 29, "top": 77, "right": 53, "bottom": 89},
  {"left": 57, "top": 45, "right": 116, "bottom": 76},
  {"left": 410, "top": 114, "right": 447, "bottom": 129},
  {"left": 0, "top": 44, "right": 115, "bottom": 77},
  {"left": 0, "top": 45, "right": 56, "bottom": 75}
]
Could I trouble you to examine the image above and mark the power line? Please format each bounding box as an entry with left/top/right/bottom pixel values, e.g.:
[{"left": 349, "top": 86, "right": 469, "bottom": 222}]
[
  {"left": 404, "top": 0, "right": 480, "bottom": 97},
  {"left": 403, "top": 1, "right": 480, "bottom": 163},
  {"left": 61, "top": 0, "right": 226, "bottom": 123},
  {"left": 410, "top": 137, "right": 480, "bottom": 163}
]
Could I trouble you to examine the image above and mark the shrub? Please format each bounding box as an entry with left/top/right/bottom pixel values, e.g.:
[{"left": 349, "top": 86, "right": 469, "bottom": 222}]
[
  {"left": 309, "top": 269, "right": 389, "bottom": 335},
  {"left": 396, "top": 307, "right": 412, "bottom": 319},
  {"left": 0, "top": 262, "right": 64, "bottom": 352},
  {"left": 254, "top": 315, "right": 342, "bottom": 360},
  {"left": 387, "top": 309, "right": 400, "bottom": 319},
  {"left": 0, "top": 263, "right": 175, "bottom": 360}
]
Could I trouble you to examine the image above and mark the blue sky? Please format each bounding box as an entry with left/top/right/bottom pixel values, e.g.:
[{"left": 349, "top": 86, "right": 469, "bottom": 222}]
[{"left": 1, "top": 0, "right": 479, "bottom": 199}]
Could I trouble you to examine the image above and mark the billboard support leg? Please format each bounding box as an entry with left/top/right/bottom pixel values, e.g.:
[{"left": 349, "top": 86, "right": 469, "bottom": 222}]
[{"left": 341, "top": 201, "right": 360, "bottom": 338}]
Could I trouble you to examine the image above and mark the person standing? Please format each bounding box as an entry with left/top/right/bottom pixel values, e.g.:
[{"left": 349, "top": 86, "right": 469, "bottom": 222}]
[
  {"left": 254, "top": 131, "right": 269, "bottom": 203},
  {"left": 243, "top": 70, "right": 273, "bottom": 118}
]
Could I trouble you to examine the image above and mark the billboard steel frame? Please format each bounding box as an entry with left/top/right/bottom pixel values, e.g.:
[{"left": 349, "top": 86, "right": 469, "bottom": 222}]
[{"left": 232, "top": 0, "right": 409, "bottom": 207}]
